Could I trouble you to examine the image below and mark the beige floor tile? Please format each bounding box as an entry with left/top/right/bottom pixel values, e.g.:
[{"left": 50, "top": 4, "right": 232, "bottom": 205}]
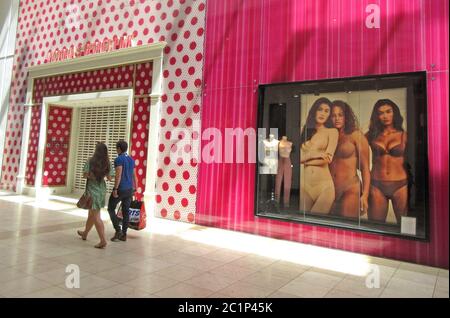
[
  {"left": 308, "top": 267, "right": 347, "bottom": 278},
  {"left": 95, "top": 265, "right": 145, "bottom": 284},
  {"left": 293, "top": 270, "right": 344, "bottom": 289},
  {"left": 19, "top": 286, "right": 80, "bottom": 298},
  {"left": 367, "top": 257, "right": 401, "bottom": 268},
  {"left": 333, "top": 277, "right": 384, "bottom": 297},
  {"left": 0, "top": 195, "right": 446, "bottom": 299},
  {"left": 185, "top": 272, "right": 239, "bottom": 292},
  {"left": 153, "top": 251, "right": 199, "bottom": 265},
  {"left": 203, "top": 249, "right": 247, "bottom": 263},
  {"left": 124, "top": 274, "right": 179, "bottom": 294},
  {"left": 131, "top": 246, "right": 173, "bottom": 258},
  {"left": 101, "top": 251, "right": 148, "bottom": 265},
  {"left": 240, "top": 271, "right": 292, "bottom": 290},
  {"left": 398, "top": 262, "right": 440, "bottom": 275},
  {"left": 48, "top": 251, "right": 101, "bottom": 266},
  {"left": 33, "top": 246, "right": 79, "bottom": 258},
  {"left": 438, "top": 269, "right": 449, "bottom": 278},
  {"left": 218, "top": 281, "right": 276, "bottom": 298},
  {"left": 267, "top": 291, "right": 300, "bottom": 298},
  {"left": 79, "top": 244, "right": 130, "bottom": 257},
  {"left": 182, "top": 256, "right": 226, "bottom": 271},
  {"left": 279, "top": 280, "right": 332, "bottom": 298},
  {"left": 57, "top": 274, "right": 118, "bottom": 296},
  {"left": 153, "top": 264, "right": 205, "bottom": 281},
  {"left": 262, "top": 261, "right": 310, "bottom": 279},
  {"left": 433, "top": 289, "right": 449, "bottom": 298},
  {"left": 325, "top": 289, "right": 363, "bottom": 298},
  {"left": 77, "top": 258, "right": 122, "bottom": 274},
  {"left": 0, "top": 267, "right": 29, "bottom": 283},
  {"left": 0, "top": 252, "right": 51, "bottom": 267},
  {"left": 345, "top": 264, "right": 396, "bottom": 287},
  {"left": 127, "top": 258, "right": 175, "bottom": 273},
  {"left": 436, "top": 276, "right": 449, "bottom": 291},
  {"left": 274, "top": 260, "right": 312, "bottom": 269},
  {"left": 0, "top": 276, "right": 53, "bottom": 297},
  {"left": 381, "top": 278, "right": 434, "bottom": 298},
  {"left": 34, "top": 267, "right": 91, "bottom": 285},
  {"left": 210, "top": 264, "right": 258, "bottom": 281},
  {"left": 84, "top": 284, "right": 151, "bottom": 298},
  {"left": 208, "top": 292, "right": 235, "bottom": 298},
  {"left": 392, "top": 269, "right": 437, "bottom": 287},
  {"left": 14, "top": 259, "right": 66, "bottom": 275},
  {"left": 154, "top": 282, "right": 215, "bottom": 298},
  {"left": 14, "top": 241, "right": 58, "bottom": 253},
  {"left": 228, "top": 255, "right": 276, "bottom": 270},
  {"left": 181, "top": 244, "right": 220, "bottom": 257}
]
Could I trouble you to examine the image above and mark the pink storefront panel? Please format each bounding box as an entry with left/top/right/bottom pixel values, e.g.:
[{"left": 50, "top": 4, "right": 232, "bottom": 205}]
[{"left": 198, "top": 0, "right": 449, "bottom": 268}]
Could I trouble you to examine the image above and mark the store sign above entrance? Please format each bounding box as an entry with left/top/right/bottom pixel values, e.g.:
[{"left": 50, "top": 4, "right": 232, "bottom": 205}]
[{"left": 46, "top": 35, "right": 135, "bottom": 64}]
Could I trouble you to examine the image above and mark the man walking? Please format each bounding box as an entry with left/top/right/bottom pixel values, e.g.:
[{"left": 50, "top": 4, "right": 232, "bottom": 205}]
[{"left": 108, "top": 140, "right": 136, "bottom": 242}]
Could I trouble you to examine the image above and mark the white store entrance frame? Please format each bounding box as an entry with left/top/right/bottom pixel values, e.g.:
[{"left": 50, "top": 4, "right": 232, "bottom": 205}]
[
  {"left": 32, "top": 90, "right": 133, "bottom": 197},
  {"left": 17, "top": 42, "right": 166, "bottom": 208}
]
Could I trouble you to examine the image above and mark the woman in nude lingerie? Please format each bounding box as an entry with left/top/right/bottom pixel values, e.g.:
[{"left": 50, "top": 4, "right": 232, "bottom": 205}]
[
  {"left": 366, "top": 99, "right": 408, "bottom": 224},
  {"left": 330, "top": 101, "right": 370, "bottom": 218},
  {"left": 300, "top": 98, "right": 338, "bottom": 214}
]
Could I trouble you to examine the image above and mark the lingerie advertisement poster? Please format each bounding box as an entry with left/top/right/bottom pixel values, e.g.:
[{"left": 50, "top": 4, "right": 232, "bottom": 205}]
[{"left": 256, "top": 72, "right": 428, "bottom": 239}]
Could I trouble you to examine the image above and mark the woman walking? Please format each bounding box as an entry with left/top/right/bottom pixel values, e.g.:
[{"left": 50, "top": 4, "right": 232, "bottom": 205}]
[{"left": 77, "top": 142, "right": 113, "bottom": 248}]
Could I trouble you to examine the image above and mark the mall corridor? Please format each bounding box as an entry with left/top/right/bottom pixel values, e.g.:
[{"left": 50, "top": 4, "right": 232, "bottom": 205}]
[{"left": 0, "top": 191, "right": 447, "bottom": 298}]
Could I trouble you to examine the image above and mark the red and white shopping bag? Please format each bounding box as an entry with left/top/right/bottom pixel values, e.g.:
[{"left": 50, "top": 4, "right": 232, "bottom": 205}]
[{"left": 117, "top": 199, "right": 147, "bottom": 231}]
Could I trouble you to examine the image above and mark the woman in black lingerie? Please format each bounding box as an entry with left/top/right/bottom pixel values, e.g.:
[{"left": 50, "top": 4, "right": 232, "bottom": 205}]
[{"left": 366, "top": 99, "right": 408, "bottom": 224}]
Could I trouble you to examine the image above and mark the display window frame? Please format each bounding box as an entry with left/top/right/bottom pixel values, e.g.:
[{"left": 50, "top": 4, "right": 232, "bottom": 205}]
[{"left": 254, "top": 71, "right": 430, "bottom": 241}]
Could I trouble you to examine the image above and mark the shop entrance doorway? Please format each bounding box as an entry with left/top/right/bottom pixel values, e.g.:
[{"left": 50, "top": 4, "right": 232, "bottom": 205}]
[
  {"left": 23, "top": 89, "right": 133, "bottom": 200},
  {"left": 73, "top": 104, "right": 129, "bottom": 196}
]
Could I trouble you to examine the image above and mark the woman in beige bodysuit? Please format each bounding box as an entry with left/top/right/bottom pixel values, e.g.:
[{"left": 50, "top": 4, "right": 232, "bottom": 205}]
[
  {"left": 330, "top": 101, "right": 370, "bottom": 218},
  {"left": 300, "top": 98, "right": 338, "bottom": 214},
  {"left": 366, "top": 99, "right": 408, "bottom": 224}
]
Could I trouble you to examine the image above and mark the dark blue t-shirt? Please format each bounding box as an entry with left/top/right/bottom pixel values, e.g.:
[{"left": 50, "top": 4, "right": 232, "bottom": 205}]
[{"left": 114, "top": 153, "right": 135, "bottom": 191}]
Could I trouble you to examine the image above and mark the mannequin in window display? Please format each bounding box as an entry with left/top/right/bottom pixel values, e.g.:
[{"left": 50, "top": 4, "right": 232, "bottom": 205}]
[
  {"left": 330, "top": 100, "right": 371, "bottom": 218},
  {"left": 261, "top": 134, "right": 279, "bottom": 174},
  {"left": 275, "top": 136, "right": 293, "bottom": 208},
  {"left": 260, "top": 134, "right": 279, "bottom": 211},
  {"left": 299, "top": 98, "right": 339, "bottom": 214},
  {"left": 366, "top": 99, "right": 408, "bottom": 224}
]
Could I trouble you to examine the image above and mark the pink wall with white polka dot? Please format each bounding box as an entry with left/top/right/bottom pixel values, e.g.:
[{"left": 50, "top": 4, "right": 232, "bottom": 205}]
[
  {"left": 1, "top": 0, "right": 206, "bottom": 224},
  {"left": 43, "top": 106, "right": 72, "bottom": 186}
]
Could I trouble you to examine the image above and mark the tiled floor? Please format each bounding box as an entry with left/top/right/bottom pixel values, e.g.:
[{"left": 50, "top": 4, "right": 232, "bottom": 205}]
[{"left": 0, "top": 191, "right": 448, "bottom": 298}]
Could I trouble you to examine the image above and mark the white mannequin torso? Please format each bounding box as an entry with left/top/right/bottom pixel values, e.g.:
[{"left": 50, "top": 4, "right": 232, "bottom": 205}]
[{"left": 261, "top": 137, "right": 279, "bottom": 174}]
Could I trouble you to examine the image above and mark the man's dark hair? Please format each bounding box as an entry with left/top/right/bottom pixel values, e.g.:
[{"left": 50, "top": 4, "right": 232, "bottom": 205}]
[{"left": 116, "top": 140, "right": 128, "bottom": 153}]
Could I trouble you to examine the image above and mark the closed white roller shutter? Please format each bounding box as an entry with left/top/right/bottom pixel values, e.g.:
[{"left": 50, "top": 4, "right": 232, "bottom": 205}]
[{"left": 74, "top": 105, "right": 128, "bottom": 193}]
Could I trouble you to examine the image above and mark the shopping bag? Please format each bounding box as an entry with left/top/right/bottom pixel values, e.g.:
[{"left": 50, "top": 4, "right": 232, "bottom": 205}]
[{"left": 116, "top": 199, "right": 147, "bottom": 231}]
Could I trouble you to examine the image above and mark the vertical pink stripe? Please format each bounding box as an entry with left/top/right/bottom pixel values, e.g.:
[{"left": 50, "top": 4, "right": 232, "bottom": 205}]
[{"left": 199, "top": 0, "right": 449, "bottom": 268}]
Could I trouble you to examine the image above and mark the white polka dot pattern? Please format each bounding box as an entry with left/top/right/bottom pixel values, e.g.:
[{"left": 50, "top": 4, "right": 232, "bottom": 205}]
[
  {"left": 2, "top": 0, "right": 206, "bottom": 224},
  {"left": 42, "top": 106, "right": 72, "bottom": 186}
]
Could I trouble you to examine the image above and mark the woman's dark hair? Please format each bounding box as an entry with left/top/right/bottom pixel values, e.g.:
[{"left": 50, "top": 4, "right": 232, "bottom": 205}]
[
  {"left": 300, "top": 97, "right": 333, "bottom": 144},
  {"left": 366, "top": 99, "right": 404, "bottom": 143},
  {"left": 89, "top": 143, "right": 110, "bottom": 182},
  {"left": 116, "top": 140, "right": 128, "bottom": 153},
  {"left": 331, "top": 100, "right": 359, "bottom": 135}
]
